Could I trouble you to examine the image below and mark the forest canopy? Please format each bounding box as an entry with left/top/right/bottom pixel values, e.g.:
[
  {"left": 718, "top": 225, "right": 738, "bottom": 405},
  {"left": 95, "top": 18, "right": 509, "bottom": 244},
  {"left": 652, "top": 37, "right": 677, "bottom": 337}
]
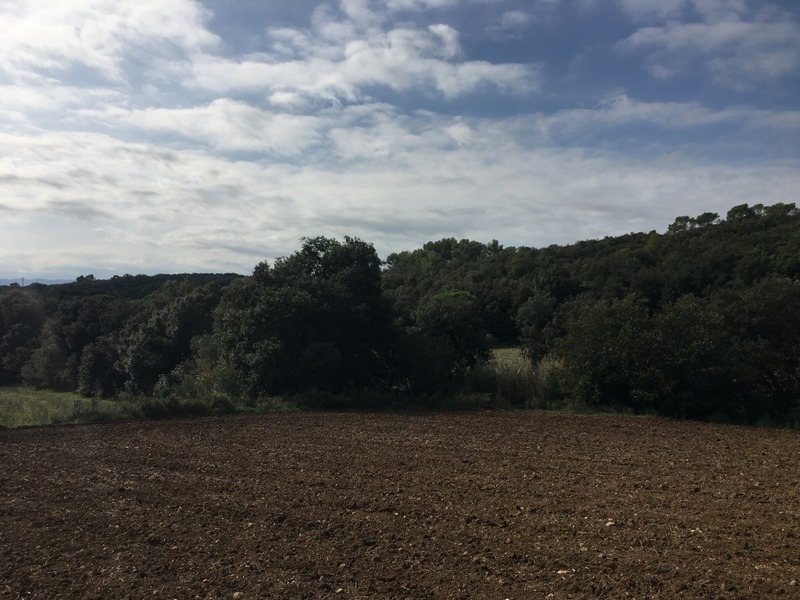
[{"left": 2, "top": 203, "right": 799, "bottom": 425}]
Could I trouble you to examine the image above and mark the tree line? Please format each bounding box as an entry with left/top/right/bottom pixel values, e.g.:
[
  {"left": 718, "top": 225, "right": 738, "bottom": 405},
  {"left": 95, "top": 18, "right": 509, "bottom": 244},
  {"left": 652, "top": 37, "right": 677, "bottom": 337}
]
[{"left": 1, "top": 202, "right": 799, "bottom": 425}]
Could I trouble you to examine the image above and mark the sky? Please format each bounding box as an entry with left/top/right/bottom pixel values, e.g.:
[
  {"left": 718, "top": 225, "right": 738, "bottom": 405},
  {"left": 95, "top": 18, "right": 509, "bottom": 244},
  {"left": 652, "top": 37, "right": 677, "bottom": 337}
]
[{"left": 1, "top": 0, "right": 798, "bottom": 279}]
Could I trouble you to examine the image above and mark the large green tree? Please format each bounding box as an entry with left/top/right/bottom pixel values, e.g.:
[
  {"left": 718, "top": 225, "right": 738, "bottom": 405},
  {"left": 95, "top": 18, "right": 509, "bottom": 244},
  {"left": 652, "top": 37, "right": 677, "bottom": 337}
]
[
  {"left": 0, "top": 289, "right": 46, "bottom": 385},
  {"left": 214, "top": 237, "right": 395, "bottom": 398},
  {"left": 115, "top": 281, "right": 223, "bottom": 396},
  {"left": 713, "top": 277, "right": 800, "bottom": 422},
  {"left": 554, "top": 294, "right": 656, "bottom": 410},
  {"left": 22, "top": 295, "right": 132, "bottom": 391},
  {"left": 414, "top": 289, "right": 488, "bottom": 369}
]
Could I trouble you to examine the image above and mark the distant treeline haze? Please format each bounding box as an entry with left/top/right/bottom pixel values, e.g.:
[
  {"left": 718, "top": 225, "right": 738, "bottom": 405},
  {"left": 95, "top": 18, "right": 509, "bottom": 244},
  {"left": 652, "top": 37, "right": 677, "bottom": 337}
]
[{"left": 1, "top": 202, "right": 799, "bottom": 425}]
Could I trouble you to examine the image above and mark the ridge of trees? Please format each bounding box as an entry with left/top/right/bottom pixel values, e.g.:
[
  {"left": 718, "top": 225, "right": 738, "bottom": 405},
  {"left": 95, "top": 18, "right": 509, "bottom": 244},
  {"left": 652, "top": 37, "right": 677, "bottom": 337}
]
[
  {"left": 23, "top": 272, "right": 243, "bottom": 301},
  {"left": 1, "top": 202, "right": 798, "bottom": 425}
]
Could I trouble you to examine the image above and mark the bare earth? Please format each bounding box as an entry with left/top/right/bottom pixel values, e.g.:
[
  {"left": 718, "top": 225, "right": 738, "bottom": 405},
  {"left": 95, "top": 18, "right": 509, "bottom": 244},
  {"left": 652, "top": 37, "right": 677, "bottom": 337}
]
[{"left": 1, "top": 412, "right": 799, "bottom": 599}]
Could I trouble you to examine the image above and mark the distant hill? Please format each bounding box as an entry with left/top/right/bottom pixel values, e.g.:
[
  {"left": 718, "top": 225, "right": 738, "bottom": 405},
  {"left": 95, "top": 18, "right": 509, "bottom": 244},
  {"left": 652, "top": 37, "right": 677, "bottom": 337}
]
[
  {"left": 45, "top": 272, "right": 243, "bottom": 300},
  {"left": 0, "top": 278, "right": 70, "bottom": 286},
  {"left": 1, "top": 273, "right": 243, "bottom": 299}
]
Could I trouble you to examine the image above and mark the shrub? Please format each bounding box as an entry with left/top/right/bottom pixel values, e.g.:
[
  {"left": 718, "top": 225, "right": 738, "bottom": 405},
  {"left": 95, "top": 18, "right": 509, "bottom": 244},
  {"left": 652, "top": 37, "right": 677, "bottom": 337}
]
[{"left": 533, "top": 357, "right": 566, "bottom": 410}]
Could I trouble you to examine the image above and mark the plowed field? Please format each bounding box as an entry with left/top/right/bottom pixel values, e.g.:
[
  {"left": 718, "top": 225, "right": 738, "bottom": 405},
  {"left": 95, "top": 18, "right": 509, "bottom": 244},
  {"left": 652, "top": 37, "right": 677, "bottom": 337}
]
[{"left": 1, "top": 413, "right": 799, "bottom": 599}]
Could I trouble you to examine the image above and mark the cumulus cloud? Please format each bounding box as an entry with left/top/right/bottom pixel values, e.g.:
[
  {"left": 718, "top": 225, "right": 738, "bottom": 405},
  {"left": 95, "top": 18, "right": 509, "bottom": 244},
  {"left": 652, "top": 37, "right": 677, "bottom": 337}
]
[
  {"left": 619, "top": 1, "right": 800, "bottom": 87},
  {"left": 183, "top": 21, "right": 535, "bottom": 102},
  {"left": 0, "top": 0, "right": 218, "bottom": 83}
]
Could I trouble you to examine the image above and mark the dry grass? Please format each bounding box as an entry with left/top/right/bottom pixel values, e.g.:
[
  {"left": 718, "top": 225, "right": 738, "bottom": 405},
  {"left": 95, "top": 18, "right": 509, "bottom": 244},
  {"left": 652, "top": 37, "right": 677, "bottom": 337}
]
[{"left": 0, "top": 387, "right": 132, "bottom": 428}]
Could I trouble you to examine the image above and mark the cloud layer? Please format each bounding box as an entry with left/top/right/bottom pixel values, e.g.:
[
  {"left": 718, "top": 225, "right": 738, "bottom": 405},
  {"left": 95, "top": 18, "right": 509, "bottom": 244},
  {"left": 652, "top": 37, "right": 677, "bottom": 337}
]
[{"left": 0, "top": 0, "right": 798, "bottom": 278}]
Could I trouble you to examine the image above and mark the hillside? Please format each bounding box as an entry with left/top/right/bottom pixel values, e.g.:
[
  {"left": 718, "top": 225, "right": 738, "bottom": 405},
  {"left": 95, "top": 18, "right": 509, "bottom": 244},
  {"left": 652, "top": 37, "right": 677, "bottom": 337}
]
[{"left": 2, "top": 202, "right": 798, "bottom": 425}]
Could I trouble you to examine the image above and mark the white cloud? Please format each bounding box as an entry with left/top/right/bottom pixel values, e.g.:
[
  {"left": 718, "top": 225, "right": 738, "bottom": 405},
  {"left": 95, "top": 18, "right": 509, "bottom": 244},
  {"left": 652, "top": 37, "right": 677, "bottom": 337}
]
[
  {"left": 0, "top": 0, "right": 218, "bottom": 83},
  {"left": 428, "top": 24, "right": 461, "bottom": 58},
  {"left": 487, "top": 9, "right": 534, "bottom": 39},
  {"left": 185, "top": 24, "right": 534, "bottom": 101},
  {"left": 2, "top": 101, "right": 798, "bottom": 277},
  {"left": 122, "top": 99, "right": 323, "bottom": 154},
  {"left": 268, "top": 28, "right": 315, "bottom": 58},
  {"left": 268, "top": 91, "right": 312, "bottom": 110},
  {"left": 383, "top": 0, "right": 464, "bottom": 11},
  {"left": 0, "top": 83, "right": 126, "bottom": 121},
  {"left": 620, "top": 7, "right": 800, "bottom": 86},
  {"left": 627, "top": 21, "right": 755, "bottom": 52},
  {"left": 532, "top": 92, "right": 800, "bottom": 135},
  {"left": 340, "top": 0, "right": 380, "bottom": 24},
  {"left": 500, "top": 11, "right": 532, "bottom": 29}
]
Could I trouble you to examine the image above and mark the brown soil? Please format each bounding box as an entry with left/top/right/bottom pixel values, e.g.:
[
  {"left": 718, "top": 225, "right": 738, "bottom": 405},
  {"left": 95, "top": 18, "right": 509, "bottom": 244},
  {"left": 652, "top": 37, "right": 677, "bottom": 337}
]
[{"left": 1, "top": 412, "right": 799, "bottom": 599}]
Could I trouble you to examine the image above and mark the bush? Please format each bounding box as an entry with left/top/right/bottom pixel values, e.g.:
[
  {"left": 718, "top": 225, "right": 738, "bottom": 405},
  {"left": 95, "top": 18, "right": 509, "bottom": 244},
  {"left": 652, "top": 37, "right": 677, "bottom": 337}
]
[
  {"left": 499, "top": 361, "right": 538, "bottom": 408},
  {"left": 462, "top": 351, "right": 538, "bottom": 409},
  {"left": 533, "top": 357, "right": 566, "bottom": 410}
]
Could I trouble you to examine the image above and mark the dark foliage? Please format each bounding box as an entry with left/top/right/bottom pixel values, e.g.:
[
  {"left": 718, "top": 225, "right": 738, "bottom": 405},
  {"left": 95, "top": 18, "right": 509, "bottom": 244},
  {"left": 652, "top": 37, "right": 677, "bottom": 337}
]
[
  {"left": 0, "top": 289, "right": 47, "bottom": 384},
  {"left": 213, "top": 237, "right": 396, "bottom": 399},
  {"left": 2, "top": 203, "right": 798, "bottom": 425},
  {"left": 34, "top": 272, "right": 241, "bottom": 301}
]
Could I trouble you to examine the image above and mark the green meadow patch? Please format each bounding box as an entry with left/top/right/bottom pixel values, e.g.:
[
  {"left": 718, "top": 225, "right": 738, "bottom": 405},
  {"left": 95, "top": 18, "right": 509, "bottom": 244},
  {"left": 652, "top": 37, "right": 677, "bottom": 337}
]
[
  {"left": 0, "top": 388, "right": 133, "bottom": 428},
  {"left": 490, "top": 346, "right": 527, "bottom": 368},
  {"left": 0, "top": 387, "right": 302, "bottom": 428},
  {"left": 459, "top": 347, "right": 539, "bottom": 409}
]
